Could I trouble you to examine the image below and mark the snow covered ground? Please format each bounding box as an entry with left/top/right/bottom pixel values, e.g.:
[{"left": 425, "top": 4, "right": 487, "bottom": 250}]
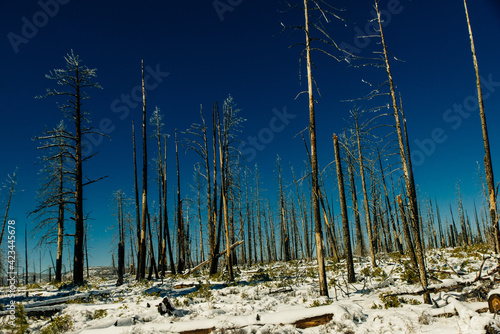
[{"left": 3, "top": 244, "right": 500, "bottom": 333}]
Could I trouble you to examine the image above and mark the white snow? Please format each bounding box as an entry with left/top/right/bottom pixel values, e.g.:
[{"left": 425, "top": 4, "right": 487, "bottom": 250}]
[{"left": 2, "top": 245, "right": 500, "bottom": 333}]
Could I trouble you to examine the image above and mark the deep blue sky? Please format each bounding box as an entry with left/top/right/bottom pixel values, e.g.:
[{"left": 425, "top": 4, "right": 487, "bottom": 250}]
[{"left": 1, "top": 0, "right": 500, "bottom": 270}]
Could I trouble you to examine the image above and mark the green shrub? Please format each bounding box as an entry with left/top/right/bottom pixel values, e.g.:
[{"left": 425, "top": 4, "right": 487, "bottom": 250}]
[
  {"left": 309, "top": 299, "right": 333, "bottom": 308},
  {"left": 187, "top": 284, "right": 212, "bottom": 300},
  {"left": 93, "top": 309, "right": 108, "bottom": 319},
  {"left": 400, "top": 264, "right": 419, "bottom": 284},
  {"left": 40, "top": 315, "right": 73, "bottom": 334},
  {"left": 372, "top": 268, "right": 388, "bottom": 280},
  {"left": 379, "top": 293, "right": 401, "bottom": 309},
  {"left": 4, "top": 303, "right": 29, "bottom": 333}
]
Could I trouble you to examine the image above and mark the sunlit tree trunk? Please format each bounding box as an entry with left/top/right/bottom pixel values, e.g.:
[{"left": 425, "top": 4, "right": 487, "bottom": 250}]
[
  {"left": 463, "top": 0, "right": 499, "bottom": 252},
  {"left": 304, "top": 0, "right": 328, "bottom": 296},
  {"left": 375, "top": 2, "right": 429, "bottom": 303}
]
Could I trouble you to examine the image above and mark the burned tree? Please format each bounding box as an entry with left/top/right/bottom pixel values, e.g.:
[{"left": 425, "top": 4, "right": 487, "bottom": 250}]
[{"left": 38, "top": 51, "right": 105, "bottom": 285}]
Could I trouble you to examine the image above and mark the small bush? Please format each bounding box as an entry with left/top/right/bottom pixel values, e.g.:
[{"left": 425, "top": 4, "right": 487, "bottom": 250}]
[
  {"left": 26, "top": 283, "right": 42, "bottom": 290},
  {"left": 400, "top": 264, "right": 419, "bottom": 284},
  {"left": 250, "top": 272, "right": 271, "bottom": 282},
  {"left": 309, "top": 298, "right": 333, "bottom": 308},
  {"left": 40, "top": 315, "right": 73, "bottom": 334},
  {"left": 187, "top": 284, "right": 212, "bottom": 301},
  {"left": 3, "top": 303, "right": 29, "bottom": 333},
  {"left": 93, "top": 309, "right": 108, "bottom": 319},
  {"left": 360, "top": 267, "right": 372, "bottom": 277},
  {"left": 372, "top": 268, "right": 388, "bottom": 280},
  {"left": 379, "top": 293, "right": 401, "bottom": 309}
]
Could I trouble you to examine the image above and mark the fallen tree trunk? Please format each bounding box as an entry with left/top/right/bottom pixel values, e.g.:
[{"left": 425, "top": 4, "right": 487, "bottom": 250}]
[
  {"left": 0, "top": 305, "right": 67, "bottom": 317},
  {"left": 183, "top": 240, "right": 244, "bottom": 277}
]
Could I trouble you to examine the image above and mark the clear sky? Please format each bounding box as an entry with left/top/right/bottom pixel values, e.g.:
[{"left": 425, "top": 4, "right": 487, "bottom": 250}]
[{"left": 1, "top": 0, "right": 500, "bottom": 271}]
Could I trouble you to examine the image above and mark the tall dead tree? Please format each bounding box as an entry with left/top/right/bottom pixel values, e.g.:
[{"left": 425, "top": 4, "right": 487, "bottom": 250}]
[
  {"left": 163, "top": 135, "right": 176, "bottom": 275},
  {"left": 291, "top": 166, "right": 311, "bottom": 261},
  {"left": 209, "top": 103, "right": 220, "bottom": 275},
  {"left": 185, "top": 106, "right": 213, "bottom": 271},
  {"left": 277, "top": 156, "right": 291, "bottom": 262},
  {"left": 137, "top": 61, "right": 148, "bottom": 280},
  {"left": 175, "top": 130, "right": 186, "bottom": 273},
  {"left": 131, "top": 122, "right": 142, "bottom": 277},
  {"left": 30, "top": 122, "right": 72, "bottom": 283},
  {"left": 353, "top": 112, "right": 376, "bottom": 267},
  {"left": 301, "top": 0, "right": 345, "bottom": 296},
  {"left": 343, "top": 132, "right": 366, "bottom": 257},
  {"left": 151, "top": 107, "right": 166, "bottom": 274},
  {"left": 39, "top": 51, "right": 104, "bottom": 285},
  {"left": 114, "top": 190, "right": 126, "bottom": 286},
  {"left": 463, "top": 0, "right": 499, "bottom": 252},
  {"left": 333, "top": 134, "right": 355, "bottom": 282},
  {"left": 255, "top": 165, "right": 264, "bottom": 263},
  {"left": 374, "top": 2, "right": 429, "bottom": 303}
]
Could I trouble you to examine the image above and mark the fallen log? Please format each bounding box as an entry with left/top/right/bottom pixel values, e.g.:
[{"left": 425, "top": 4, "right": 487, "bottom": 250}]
[
  {"left": 168, "top": 305, "right": 341, "bottom": 334},
  {"left": 183, "top": 240, "right": 244, "bottom": 277},
  {"left": 0, "top": 304, "right": 67, "bottom": 317},
  {"left": 293, "top": 313, "right": 333, "bottom": 329}
]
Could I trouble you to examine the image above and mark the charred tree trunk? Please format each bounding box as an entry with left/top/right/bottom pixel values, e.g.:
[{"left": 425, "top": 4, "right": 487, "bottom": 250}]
[
  {"left": 175, "top": 130, "right": 186, "bottom": 273},
  {"left": 333, "top": 134, "right": 355, "bottom": 283},
  {"left": 137, "top": 61, "right": 149, "bottom": 281}
]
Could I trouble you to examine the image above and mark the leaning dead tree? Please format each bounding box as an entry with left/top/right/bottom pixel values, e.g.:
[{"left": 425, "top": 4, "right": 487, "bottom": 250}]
[
  {"left": 463, "top": 0, "right": 499, "bottom": 253},
  {"left": 38, "top": 50, "right": 106, "bottom": 285}
]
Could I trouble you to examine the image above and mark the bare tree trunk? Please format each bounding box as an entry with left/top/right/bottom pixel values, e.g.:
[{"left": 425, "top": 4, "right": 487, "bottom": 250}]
[
  {"left": 117, "top": 191, "right": 125, "bottom": 286},
  {"left": 132, "top": 122, "right": 142, "bottom": 279},
  {"left": 175, "top": 130, "right": 185, "bottom": 273},
  {"left": 333, "top": 134, "right": 355, "bottom": 282},
  {"left": 255, "top": 165, "right": 264, "bottom": 263},
  {"left": 397, "top": 195, "right": 418, "bottom": 269},
  {"left": 463, "top": 0, "right": 499, "bottom": 252},
  {"left": 344, "top": 135, "right": 365, "bottom": 257},
  {"left": 375, "top": 2, "right": 429, "bottom": 303},
  {"left": 377, "top": 148, "right": 403, "bottom": 254},
  {"left": 354, "top": 115, "right": 376, "bottom": 267},
  {"left": 277, "top": 157, "right": 291, "bottom": 262},
  {"left": 147, "top": 213, "right": 159, "bottom": 280},
  {"left": 56, "top": 154, "right": 65, "bottom": 282},
  {"left": 209, "top": 103, "right": 220, "bottom": 275},
  {"left": 218, "top": 104, "right": 233, "bottom": 281},
  {"left": 304, "top": 0, "right": 328, "bottom": 296},
  {"left": 292, "top": 167, "right": 311, "bottom": 261},
  {"left": 72, "top": 67, "right": 85, "bottom": 285},
  {"left": 245, "top": 171, "right": 253, "bottom": 266},
  {"left": 137, "top": 61, "right": 149, "bottom": 280}
]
